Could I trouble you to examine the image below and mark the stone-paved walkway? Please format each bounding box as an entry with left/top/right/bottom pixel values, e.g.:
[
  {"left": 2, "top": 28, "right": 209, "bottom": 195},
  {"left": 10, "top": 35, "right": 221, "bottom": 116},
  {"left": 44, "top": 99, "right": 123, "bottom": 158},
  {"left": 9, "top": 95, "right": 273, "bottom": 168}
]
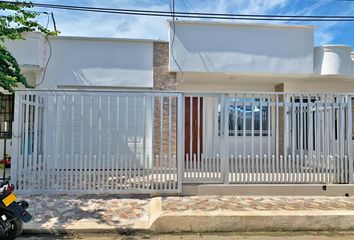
[
  {"left": 17, "top": 195, "right": 354, "bottom": 232},
  {"left": 19, "top": 195, "right": 150, "bottom": 231},
  {"left": 161, "top": 196, "right": 354, "bottom": 212}
]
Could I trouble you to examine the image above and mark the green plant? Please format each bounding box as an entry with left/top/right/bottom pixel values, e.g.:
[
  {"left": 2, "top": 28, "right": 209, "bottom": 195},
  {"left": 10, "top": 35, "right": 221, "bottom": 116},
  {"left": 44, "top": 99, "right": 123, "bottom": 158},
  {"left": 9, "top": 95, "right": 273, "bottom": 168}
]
[{"left": 0, "top": 1, "right": 58, "bottom": 92}]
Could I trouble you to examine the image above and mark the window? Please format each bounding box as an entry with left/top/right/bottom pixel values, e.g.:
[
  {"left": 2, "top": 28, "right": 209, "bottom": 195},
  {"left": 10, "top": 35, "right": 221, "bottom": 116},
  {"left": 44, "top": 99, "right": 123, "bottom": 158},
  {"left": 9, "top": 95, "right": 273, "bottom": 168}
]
[
  {"left": 219, "top": 98, "right": 271, "bottom": 137},
  {"left": 0, "top": 94, "right": 14, "bottom": 138}
]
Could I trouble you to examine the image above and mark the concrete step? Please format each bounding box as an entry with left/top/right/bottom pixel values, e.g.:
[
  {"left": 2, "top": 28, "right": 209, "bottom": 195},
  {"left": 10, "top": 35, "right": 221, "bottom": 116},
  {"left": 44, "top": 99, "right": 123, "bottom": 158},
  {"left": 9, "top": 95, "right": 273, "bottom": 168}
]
[{"left": 182, "top": 184, "right": 354, "bottom": 196}]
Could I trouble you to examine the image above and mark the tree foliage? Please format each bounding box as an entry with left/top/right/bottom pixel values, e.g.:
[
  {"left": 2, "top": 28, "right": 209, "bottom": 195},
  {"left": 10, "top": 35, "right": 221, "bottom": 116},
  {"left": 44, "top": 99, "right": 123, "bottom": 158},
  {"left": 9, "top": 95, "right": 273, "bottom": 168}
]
[{"left": 0, "top": 1, "right": 58, "bottom": 92}]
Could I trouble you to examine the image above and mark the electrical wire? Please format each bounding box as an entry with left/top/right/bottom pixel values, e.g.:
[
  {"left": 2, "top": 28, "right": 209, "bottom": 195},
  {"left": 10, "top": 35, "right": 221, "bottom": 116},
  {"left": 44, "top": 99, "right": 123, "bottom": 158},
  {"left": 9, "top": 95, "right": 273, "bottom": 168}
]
[
  {"left": 2, "top": 1, "right": 354, "bottom": 22},
  {"left": 23, "top": 1, "right": 354, "bottom": 19},
  {"left": 35, "top": 12, "right": 53, "bottom": 88},
  {"left": 51, "top": 12, "right": 57, "bottom": 32},
  {"left": 169, "top": 0, "right": 184, "bottom": 76}
]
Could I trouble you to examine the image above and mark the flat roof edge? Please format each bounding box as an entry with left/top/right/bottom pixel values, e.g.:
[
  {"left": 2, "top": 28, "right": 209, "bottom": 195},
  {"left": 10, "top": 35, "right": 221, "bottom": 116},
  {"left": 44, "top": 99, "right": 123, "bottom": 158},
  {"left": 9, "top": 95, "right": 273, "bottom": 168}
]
[
  {"left": 168, "top": 20, "right": 316, "bottom": 29},
  {"left": 47, "top": 34, "right": 167, "bottom": 43}
]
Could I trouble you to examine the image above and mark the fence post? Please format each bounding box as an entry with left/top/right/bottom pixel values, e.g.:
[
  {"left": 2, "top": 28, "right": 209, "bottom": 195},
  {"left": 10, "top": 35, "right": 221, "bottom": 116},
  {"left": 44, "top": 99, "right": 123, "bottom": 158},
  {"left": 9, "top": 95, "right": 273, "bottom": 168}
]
[
  {"left": 11, "top": 92, "right": 21, "bottom": 188},
  {"left": 221, "top": 94, "right": 230, "bottom": 184},
  {"left": 177, "top": 93, "right": 184, "bottom": 193},
  {"left": 347, "top": 95, "right": 353, "bottom": 183}
]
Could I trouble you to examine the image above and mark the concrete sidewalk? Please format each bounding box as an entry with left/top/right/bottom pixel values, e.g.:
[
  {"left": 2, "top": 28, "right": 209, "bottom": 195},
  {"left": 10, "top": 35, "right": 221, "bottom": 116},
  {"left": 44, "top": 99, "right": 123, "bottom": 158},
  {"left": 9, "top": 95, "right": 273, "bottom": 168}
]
[{"left": 18, "top": 195, "right": 354, "bottom": 233}]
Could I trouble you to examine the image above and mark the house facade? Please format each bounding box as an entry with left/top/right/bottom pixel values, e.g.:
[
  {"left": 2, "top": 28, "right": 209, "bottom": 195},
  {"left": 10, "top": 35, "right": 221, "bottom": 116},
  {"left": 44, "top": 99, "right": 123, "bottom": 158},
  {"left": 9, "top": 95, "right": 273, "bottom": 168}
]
[
  {"left": 7, "top": 21, "right": 354, "bottom": 92},
  {"left": 5, "top": 21, "right": 354, "bottom": 194}
]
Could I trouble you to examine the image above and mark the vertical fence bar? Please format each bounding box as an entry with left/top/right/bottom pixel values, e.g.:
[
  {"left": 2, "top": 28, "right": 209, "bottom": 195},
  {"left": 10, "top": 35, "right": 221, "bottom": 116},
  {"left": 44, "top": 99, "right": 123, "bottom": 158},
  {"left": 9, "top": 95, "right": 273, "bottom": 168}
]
[
  {"left": 142, "top": 96, "right": 146, "bottom": 190},
  {"left": 197, "top": 96, "right": 201, "bottom": 179},
  {"left": 291, "top": 94, "right": 296, "bottom": 182},
  {"left": 107, "top": 96, "right": 112, "bottom": 190},
  {"left": 19, "top": 94, "right": 25, "bottom": 191},
  {"left": 32, "top": 93, "right": 39, "bottom": 190},
  {"left": 234, "top": 97, "right": 238, "bottom": 182},
  {"left": 189, "top": 96, "right": 193, "bottom": 177},
  {"left": 275, "top": 95, "right": 280, "bottom": 182},
  {"left": 11, "top": 93, "right": 21, "bottom": 188},
  {"left": 299, "top": 94, "right": 304, "bottom": 183},
  {"left": 308, "top": 95, "right": 314, "bottom": 183},
  {"left": 268, "top": 95, "right": 272, "bottom": 183},
  {"left": 204, "top": 96, "right": 209, "bottom": 179},
  {"left": 348, "top": 95, "right": 353, "bottom": 183},
  {"left": 315, "top": 94, "right": 320, "bottom": 183},
  {"left": 242, "top": 95, "right": 247, "bottom": 182},
  {"left": 251, "top": 96, "right": 255, "bottom": 182},
  {"left": 177, "top": 94, "right": 184, "bottom": 193},
  {"left": 133, "top": 96, "right": 137, "bottom": 191},
  {"left": 225, "top": 95, "right": 230, "bottom": 183},
  {"left": 168, "top": 96, "right": 172, "bottom": 189},
  {"left": 332, "top": 96, "right": 337, "bottom": 183},
  {"left": 323, "top": 95, "right": 328, "bottom": 182},
  {"left": 70, "top": 95, "right": 74, "bottom": 189},
  {"left": 159, "top": 96, "right": 164, "bottom": 189},
  {"left": 80, "top": 95, "right": 85, "bottom": 191},
  {"left": 89, "top": 96, "right": 94, "bottom": 191},
  {"left": 340, "top": 96, "right": 345, "bottom": 183},
  {"left": 259, "top": 97, "right": 262, "bottom": 183},
  {"left": 23, "top": 95, "right": 30, "bottom": 190}
]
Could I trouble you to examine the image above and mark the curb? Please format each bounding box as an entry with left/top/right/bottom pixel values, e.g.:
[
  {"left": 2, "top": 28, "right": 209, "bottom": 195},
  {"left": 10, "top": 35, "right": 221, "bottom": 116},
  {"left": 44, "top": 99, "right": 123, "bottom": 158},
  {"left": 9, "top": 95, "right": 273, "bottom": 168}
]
[{"left": 150, "top": 212, "right": 354, "bottom": 232}]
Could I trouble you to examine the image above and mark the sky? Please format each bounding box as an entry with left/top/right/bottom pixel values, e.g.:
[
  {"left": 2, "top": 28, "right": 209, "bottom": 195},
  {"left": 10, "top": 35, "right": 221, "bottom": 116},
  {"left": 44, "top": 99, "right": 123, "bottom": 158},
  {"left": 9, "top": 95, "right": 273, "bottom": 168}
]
[{"left": 26, "top": 0, "right": 354, "bottom": 46}]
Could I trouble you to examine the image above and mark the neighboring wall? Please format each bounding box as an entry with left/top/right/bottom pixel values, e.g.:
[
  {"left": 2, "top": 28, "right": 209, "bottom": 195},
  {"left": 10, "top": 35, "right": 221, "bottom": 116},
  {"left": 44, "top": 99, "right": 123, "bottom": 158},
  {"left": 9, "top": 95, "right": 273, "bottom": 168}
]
[
  {"left": 41, "top": 37, "right": 154, "bottom": 89},
  {"left": 5, "top": 34, "right": 155, "bottom": 89}
]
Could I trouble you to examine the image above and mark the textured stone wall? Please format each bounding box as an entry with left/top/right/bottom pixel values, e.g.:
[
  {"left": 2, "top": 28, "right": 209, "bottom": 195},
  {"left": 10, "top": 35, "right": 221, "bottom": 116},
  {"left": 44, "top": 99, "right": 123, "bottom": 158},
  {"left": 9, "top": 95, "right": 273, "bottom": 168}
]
[
  {"left": 152, "top": 42, "right": 178, "bottom": 163},
  {"left": 153, "top": 42, "right": 177, "bottom": 91}
]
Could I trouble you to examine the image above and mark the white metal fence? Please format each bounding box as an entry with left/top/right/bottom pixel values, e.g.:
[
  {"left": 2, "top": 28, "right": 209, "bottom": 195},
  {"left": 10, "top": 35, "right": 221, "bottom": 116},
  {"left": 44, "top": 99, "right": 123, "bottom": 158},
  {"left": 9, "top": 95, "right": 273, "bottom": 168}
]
[
  {"left": 11, "top": 91, "right": 183, "bottom": 194},
  {"left": 11, "top": 91, "right": 354, "bottom": 194},
  {"left": 183, "top": 93, "right": 353, "bottom": 184}
]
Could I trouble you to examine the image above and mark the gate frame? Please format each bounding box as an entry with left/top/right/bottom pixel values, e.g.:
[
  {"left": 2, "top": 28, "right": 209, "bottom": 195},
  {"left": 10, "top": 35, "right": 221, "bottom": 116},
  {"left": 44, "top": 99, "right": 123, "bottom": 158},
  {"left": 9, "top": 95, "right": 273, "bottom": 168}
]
[{"left": 11, "top": 90, "right": 185, "bottom": 195}]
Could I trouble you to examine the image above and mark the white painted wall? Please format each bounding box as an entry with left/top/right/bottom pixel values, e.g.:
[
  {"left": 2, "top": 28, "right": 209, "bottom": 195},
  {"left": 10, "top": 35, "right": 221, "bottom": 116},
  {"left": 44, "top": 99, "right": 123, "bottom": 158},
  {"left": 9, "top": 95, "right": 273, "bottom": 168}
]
[
  {"left": 4, "top": 32, "right": 45, "bottom": 69},
  {"left": 40, "top": 37, "right": 154, "bottom": 89},
  {"left": 314, "top": 45, "right": 353, "bottom": 77},
  {"left": 5, "top": 34, "right": 156, "bottom": 89},
  {"left": 283, "top": 81, "right": 354, "bottom": 93},
  {"left": 169, "top": 21, "right": 315, "bottom": 75}
]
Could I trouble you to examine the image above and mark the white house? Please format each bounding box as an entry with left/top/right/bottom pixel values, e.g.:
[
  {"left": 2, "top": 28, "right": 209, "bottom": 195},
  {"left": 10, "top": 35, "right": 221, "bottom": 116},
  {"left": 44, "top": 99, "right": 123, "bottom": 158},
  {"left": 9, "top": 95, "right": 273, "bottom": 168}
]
[{"left": 5, "top": 21, "right": 354, "bottom": 194}]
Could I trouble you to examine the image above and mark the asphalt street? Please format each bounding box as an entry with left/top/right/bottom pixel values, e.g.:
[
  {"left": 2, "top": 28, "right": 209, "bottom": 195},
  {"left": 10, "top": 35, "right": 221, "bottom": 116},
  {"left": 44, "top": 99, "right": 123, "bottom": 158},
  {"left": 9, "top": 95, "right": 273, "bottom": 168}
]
[{"left": 17, "top": 232, "right": 354, "bottom": 240}]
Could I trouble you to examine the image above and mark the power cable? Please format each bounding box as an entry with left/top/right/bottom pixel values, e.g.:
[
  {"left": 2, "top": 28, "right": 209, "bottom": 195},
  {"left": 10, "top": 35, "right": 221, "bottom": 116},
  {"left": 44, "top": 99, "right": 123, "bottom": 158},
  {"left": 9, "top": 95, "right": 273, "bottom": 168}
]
[
  {"left": 51, "top": 12, "right": 57, "bottom": 32},
  {"left": 2, "top": 1, "right": 354, "bottom": 21},
  {"left": 35, "top": 12, "right": 54, "bottom": 88},
  {"left": 169, "top": 0, "right": 184, "bottom": 76}
]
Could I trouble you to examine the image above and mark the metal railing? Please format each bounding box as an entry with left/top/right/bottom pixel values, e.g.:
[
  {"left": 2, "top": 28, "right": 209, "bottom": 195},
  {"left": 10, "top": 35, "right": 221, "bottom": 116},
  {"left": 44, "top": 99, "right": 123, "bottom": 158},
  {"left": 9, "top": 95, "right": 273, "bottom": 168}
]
[
  {"left": 11, "top": 90, "right": 183, "bottom": 194},
  {"left": 182, "top": 92, "right": 353, "bottom": 184},
  {"left": 11, "top": 90, "right": 354, "bottom": 194}
]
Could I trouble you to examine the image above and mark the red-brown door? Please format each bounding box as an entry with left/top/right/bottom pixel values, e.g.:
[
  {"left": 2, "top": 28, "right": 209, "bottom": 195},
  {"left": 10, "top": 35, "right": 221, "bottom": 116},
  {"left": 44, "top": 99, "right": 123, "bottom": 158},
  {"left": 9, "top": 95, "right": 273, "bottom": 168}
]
[{"left": 185, "top": 97, "right": 203, "bottom": 159}]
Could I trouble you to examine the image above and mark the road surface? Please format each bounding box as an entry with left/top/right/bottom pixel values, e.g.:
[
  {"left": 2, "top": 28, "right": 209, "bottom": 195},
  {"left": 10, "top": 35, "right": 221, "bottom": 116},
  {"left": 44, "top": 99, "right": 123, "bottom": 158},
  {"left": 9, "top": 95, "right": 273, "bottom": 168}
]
[{"left": 17, "top": 232, "right": 354, "bottom": 240}]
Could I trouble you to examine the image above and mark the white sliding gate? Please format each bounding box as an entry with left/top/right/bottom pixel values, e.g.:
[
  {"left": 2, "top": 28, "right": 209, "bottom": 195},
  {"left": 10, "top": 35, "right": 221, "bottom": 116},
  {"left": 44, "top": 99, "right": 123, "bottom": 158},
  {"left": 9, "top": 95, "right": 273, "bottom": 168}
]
[
  {"left": 11, "top": 90, "right": 183, "bottom": 194},
  {"left": 11, "top": 90, "right": 354, "bottom": 195},
  {"left": 183, "top": 93, "right": 353, "bottom": 184}
]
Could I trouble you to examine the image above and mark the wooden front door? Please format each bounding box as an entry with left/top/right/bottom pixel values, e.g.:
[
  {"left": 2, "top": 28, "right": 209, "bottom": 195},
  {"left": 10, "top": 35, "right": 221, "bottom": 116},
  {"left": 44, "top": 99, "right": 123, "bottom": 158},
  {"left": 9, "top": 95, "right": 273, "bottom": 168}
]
[{"left": 185, "top": 97, "right": 203, "bottom": 159}]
